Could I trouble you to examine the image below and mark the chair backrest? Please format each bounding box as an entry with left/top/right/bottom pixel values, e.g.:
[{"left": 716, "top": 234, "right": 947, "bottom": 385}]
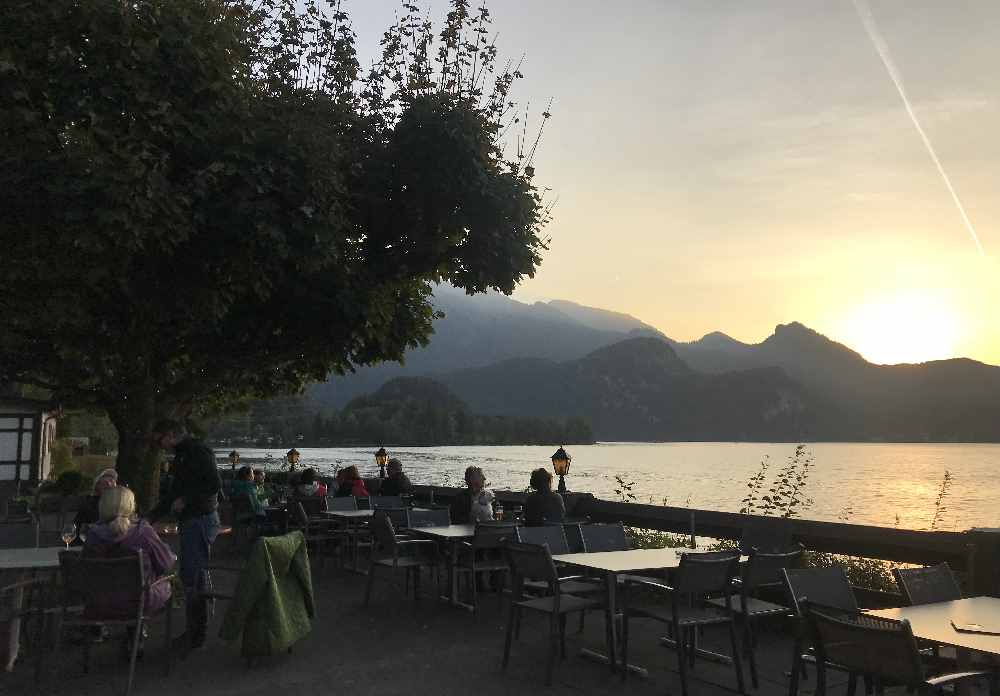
[
  {"left": 580, "top": 523, "right": 629, "bottom": 552},
  {"left": 326, "top": 496, "right": 357, "bottom": 512},
  {"left": 473, "top": 523, "right": 518, "bottom": 550},
  {"left": 370, "top": 512, "right": 398, "bottom": 553},
  {"left": 3, "top": 498, "right": 31, "bottom": 523},
  {"left": 560, "top": 523, "right": 585, "bottom": 553},
  {"left": 292, "top": 502, "right": 311, "bottom": 529},
  {"left": 355, "top": 496, "right": 371, "bottom": 510},
  {"left": 893, "top": 563, "right": 962, "bottom": 606},
  {"left": 60, "top": 549, "right": 146, "bottom": 620},
  {"left": 231, "top": 495, "right": 255, "bottom": 520},
  {"left": 674, "top": 551, "right": 740, "bottom": 595},
  {"left": 740, "top": 515, "right": 793, "bottom": 553},
  {"left": 381, "top": 507, "right": 410, "bottom": 529},
  {"left": 371, "top": 495, "right": 403, "bottom": 510},
  {"left": 783, "top": 567, "right": 859, "bottom": 616},
  {"left": 504, "top": 540, "right": 559, "bottom": 586},
  {"left": 408, "top": 508, "right": 450, "bottom": 528},
  {"left": 295, "top": 496, "right": 328, "bottom": 516},
  {"left": 742, "top": 544, "right": 805, "bottom": 590},
  {"left": 0, "top": 521, "right": 39, "bottom": 549},
  {"left": 808, "top": 606, "right": 924, "bottom": 685},
  {"left": 515, "top": 525, "right": 570, "bottom": 555}
]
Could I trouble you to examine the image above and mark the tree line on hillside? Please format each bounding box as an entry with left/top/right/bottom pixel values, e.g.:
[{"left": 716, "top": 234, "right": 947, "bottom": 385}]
[{"left": 208, "top": 378, "right": 594, "bottom": 447}]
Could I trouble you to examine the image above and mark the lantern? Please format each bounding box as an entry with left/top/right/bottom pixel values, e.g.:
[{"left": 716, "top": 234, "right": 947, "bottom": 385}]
[
  {"left": 551, "top": 446, "right": 572, "bottom": 494},
  {"left": 286, "top": 448, "right": 300, "bottom": 471},
  {"left": 375, "top": 447, "right": 388, "bottom": 478}
]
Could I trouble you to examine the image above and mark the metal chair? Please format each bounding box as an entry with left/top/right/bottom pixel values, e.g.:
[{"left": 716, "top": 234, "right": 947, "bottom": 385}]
[
  {"left": 709, "top": 544, "right": 804, "bottom": 688},
  {"left": 560, "top": 522, "right": 585, "bottom": 553},
  {"left": 739, "top": 515, "right": 793, "bottom": 553},
  {"left": 784, "top": 567, "right": 860, "bottom": 696},
  {"left": 293, "top": 496, "right": 327, "bottom": 517},
  {"left": 408, "top": 508, "right": 450, "bottom": 528},
  {"left": 807, "top": 606, "right": 993, "bottom": 696},
  {"left": 1, "top": 575, "right": 49, "bottom": 680},
  {"left": 580, "top": 522, "right": 629, "bottom": 552},
  {"left": 3, "top": 498, "right": 33, "bottom": 524},
  {"left": 370, "top": 495, "right": 403, "bottom": 510},
  {"left": 290, "top": 502, "right": 342, "bottom": 567},
  {"left": 326, "top": 496, "right": 357, "bottom": 512},
  {"left": 455, "top": 523, "right": 517, "bottom": 614},
  {"left": 52, "top": 550, "right": 174, "bottom": 696},
  {"left": 893, "top": 563, "right": 962, "bottom": 606},
  {"left": 354, "top": 496, "right": 371, "bottom": 510},
  {"left": 621, "top": 550, "right": 745, "bottom": 696},
  {"left": 501, "top": 540, "right": 608, "bottom": 686},
  {"left": 363, "top": 512, "right": 439, "bottom": 606}
]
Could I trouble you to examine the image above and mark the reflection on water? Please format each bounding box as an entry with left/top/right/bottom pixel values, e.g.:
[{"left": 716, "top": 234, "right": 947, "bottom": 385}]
[{"left": 216, "top": 442, "right": 1000, "bottom": 532}]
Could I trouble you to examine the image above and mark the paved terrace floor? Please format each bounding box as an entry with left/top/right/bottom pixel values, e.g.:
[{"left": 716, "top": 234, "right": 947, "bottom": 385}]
[{"left": 2, "top": 554, "right": 878, "bottom": 696}]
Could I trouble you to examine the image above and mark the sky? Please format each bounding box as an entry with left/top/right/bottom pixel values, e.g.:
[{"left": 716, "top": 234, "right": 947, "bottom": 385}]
[{"left": 346, "top": 1, "right": 1000, "bottom": 366}]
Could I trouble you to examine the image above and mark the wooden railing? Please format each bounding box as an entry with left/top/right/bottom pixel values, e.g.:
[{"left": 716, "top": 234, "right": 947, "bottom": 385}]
[{"left": 411, "top": 484, "right": 1000, "bottom": 596}]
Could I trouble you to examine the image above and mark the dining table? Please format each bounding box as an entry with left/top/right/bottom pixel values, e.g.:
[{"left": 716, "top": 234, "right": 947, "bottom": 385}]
[
  {"left": 1, "top": 546, "right": 80, "bottom": 672},
  {"left": 552, "top": 547, "right": 720, "bottom": 675},
  {"left": 867, "top": 596, "right": 1000, "bottom": 655},
  {"left": 404, "top": 524, "right": 478, "bottom": 610}
]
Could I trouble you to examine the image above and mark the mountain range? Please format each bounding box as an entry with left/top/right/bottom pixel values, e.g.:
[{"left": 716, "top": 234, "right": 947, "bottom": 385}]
[{"left": 307, "top": 285, "right": 1000, "bottom": 442}]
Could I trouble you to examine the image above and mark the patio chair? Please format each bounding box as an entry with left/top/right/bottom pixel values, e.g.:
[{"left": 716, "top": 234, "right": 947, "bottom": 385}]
[
  {"left": 293, "top": 496, "right": 328, "bottom": 518},
  {"left": 708, "top": 543, "right": 804, "bottom": 687},
  {"left": 1, "top": 576, "right": 49, "bottom": 680},
  {"left": 355, "top": 496, "right": 371, "bottom": 510},
  {"left": 52, "top": 550, "right": 175, "bottom": 696},
  {"left": 580, "top": 522, "right": 629, "bottom": 552},
  {"left": 408, "top": 508, "right": 450, "bottom": 528},
  {"left": 807, "top": 606, "right": 993, "bottom": 696},
  {"left": 290, "top": 502, "right": 343, "bottom": 568},
  {"left": 739, "top": 514, "right": 793, "bottom": 553},
  {"left": 783, "top": 567, "right": 860, "bottom": 696},
  {"left": 370, "top": 495, "right": 403, "bottom": 510},
  {"left": 363, "top": 512, "right": 439, "bottom": 607},
  {"left": 893, "top": 563, "right": 961, "bottom": 606},
  {"left": 3, "top": 498, "right": 33, "bottom": 524},
  {"left": 621, "top": 550, "right": 745, "bottom": 696},
  {"left": 325, "top": 496, "right": 357, "bottom": 512},
  {"left": 501, "top": 540, "right": 608, "bottom": 686},
  {"left": 558, "top": 522, "right": 586, "bottom": 553},
  {"left": 454, "top": 523, "right": 517, "bottom": 615},
  {"left": 0, "top": 521, "right": 39, "bottom": 549}
]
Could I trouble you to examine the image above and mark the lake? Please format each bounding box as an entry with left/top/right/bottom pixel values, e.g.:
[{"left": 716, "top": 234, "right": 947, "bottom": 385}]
[{"left": 216, "top": 442, "right": 1000, "bottom": 532}]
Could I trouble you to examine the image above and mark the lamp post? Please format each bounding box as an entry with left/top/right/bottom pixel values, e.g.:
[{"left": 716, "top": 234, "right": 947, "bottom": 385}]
[
  {"left": 286, "top": 447, "right": 300, "bottom": 473},
  {"left": 228, "top": 450, "right": 240, "bottom": 490},
  {"left": 551, "top": 446, "right": 571, "bottom": 494},
  {"left": 375, "top": 447, "right": 388, "bottom": 478}
]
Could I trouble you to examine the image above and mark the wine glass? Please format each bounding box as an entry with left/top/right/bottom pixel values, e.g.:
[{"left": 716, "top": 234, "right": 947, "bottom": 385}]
[
  {"left": 61, "top": 524, "right": 76, "bottom": 549},
  {"left": 76, "top": 523, "right": 89, "bottom": 545}
]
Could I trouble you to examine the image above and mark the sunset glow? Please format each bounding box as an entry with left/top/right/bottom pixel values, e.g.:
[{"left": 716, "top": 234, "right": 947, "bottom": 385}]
[{"left": 836, "top": 291, "right": 963, "bottom": 365}]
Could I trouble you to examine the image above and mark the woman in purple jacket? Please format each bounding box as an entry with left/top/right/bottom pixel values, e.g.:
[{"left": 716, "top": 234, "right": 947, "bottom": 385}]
[{"left": 85, "top": 487, "right": 177, "bottom": 621}]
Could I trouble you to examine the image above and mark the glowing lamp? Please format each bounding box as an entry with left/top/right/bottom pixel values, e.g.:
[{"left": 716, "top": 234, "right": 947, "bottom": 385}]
[
  {"left": 286, "top": 448, "right": 300, "bottom": 471},
  {"left": 551, "top": 446, "right": 572, "bottom": 494},
  {"left": 375, "top": 447, "right": 388, "bottom": 478}
]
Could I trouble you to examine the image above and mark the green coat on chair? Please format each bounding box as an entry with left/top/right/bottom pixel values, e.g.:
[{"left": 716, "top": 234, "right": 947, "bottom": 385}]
[{"left": 219, "top": 531, "right": 315, "bottom": 658}]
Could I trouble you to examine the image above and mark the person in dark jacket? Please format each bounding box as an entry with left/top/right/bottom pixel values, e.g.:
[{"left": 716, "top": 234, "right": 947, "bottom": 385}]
[
  {"left": 148, "top": 419, "right": 222, "bottom": 651},
  {"left": 379, "top": 458, "right": 412, "bottom": 497},
  {"left": 524, "top": 468, "right": 565, "bottom": 526},
  {"left": 450, "top": 466, "right": 495, "bottom": 524}
]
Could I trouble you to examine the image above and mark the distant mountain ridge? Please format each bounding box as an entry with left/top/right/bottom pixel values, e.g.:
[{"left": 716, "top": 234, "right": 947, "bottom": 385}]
[{"left": 306, "top": 286, "right": 1000, "bottom": 442}]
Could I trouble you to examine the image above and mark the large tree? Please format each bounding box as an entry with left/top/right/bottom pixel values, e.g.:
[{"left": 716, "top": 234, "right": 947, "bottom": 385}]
[{"left": 0, "top": 0, "right": 550, "bottom": 505}]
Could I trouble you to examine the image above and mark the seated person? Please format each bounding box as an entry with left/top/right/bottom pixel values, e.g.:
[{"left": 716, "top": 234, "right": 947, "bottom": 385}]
[
  {"left": 334, "top": 465, "right": 369, "bottom": 498},
  {"left": 74, "top": 468, "right": 119, "bottom": 529},
  {"left": 85, "top": 487, "right": 176, "bottom": 621},
  {"left": 253, "top": 468, "right": 272, "bottom": 504},
  {"left": 379, "top": 458, "right": 412, "bottom": 496},
  {"left": 231, "top": 465, "right": 265, "bottom": 517},
  {"left": 524, "top": 468, "right": 566, "bottom": 526},
  {"left": 450, "top": 466, "right": 495, "bottom": 524},
  {"left": 294, "top": 467, "right": 328, "bottom": 497}
]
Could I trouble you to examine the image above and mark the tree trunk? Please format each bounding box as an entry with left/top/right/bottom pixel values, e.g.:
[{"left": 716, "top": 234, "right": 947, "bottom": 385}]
[{"left": 108, "top": 393, "right": 164, "bottom": 512}]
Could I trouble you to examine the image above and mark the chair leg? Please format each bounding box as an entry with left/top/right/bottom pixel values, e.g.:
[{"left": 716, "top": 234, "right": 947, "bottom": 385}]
[
  {"left": 620, "top": 609, "right": 629, "bottom": 682},
  {"left": 364, "top": 564, "right": 377, "bottom": 606},
  {"left": 50, "top": 614, "right": 64, "bottom": 688},
  {"left": 847, "top": 673, "right": 858, "bottom": 696},
  {"left": 578, "top": 608, "right": 586, "bottom": 634},
  {"left": 789, "top": 641, "right": 802, "bottom": 696},
  {"left": 502, "top": 601, "right": 516, "bottom": 670},
  {"left": 125, "top": 620, "right": 142, "bottom": 696},
  {"left": 746, "top": 618, "right": 759, "bottom": 688},
  {"left": 677, "top": 623, "right": 690, "bottom": 696},
  {"left": 515, "top": 603, "right": 522, "bottom": 639},
  {"left": 546, "top": 613, "right": 558, "bottom": 686},
  {"left": 559, "top": 614, "right": 567, "bottom": 659},
  {"left": 164, "top": 603, "right": 173, "bottom": 676},
  {"left": 471, "top": 568, "right": 478, "bottom": 615},
  {"left": 728, "top": 618, "right": 746, "bottom": 695}
]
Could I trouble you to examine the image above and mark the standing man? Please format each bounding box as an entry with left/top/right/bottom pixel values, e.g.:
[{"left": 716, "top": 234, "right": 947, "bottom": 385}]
[{"left": 148, "top": 419, "right": 221, "bottom": 651}]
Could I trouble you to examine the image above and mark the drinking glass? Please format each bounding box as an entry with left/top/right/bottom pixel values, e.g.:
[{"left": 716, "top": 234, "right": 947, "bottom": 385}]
[
  {"left": 77, "top": 524, "right": 89, "bottom": 544},
  {"left": 61, "top": 524, "right": 76, "bottom": 549}
]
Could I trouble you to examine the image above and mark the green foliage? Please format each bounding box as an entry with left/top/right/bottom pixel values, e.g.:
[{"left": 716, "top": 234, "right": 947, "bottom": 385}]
[
  {"left": 805, "top": 552, "right": 897, "bottom": 594},
  {"left": 0, "top": 0, "right": 549, "bottom": 506},
  {"left": 49, "top": 440, "right": 74, "bottom": 478},
  {"left": 612, "top": 475, "right": 690, "bottom": 549},
  {"left": 930, "top": 470, "right": 952, "bottom": 531},
  {"left": 54, "top": 470, "right": 84, "bottom": 496},
  {"left": 739, "top": 445, "right": 814, "bottom": 518}
]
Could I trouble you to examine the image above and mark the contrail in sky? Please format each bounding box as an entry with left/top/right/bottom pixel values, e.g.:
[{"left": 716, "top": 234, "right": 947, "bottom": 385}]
[{"left": 852, "top": 0, "right": 985, "bottom": 256}]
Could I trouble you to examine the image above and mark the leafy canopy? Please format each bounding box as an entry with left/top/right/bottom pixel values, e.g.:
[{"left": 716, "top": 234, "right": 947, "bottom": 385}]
[{"left": 0, "top": 0, "right": 550, "bottom": 425}]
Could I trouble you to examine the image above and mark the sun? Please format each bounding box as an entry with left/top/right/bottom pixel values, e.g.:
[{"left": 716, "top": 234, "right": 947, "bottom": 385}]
[{"left": 837, "top": 291, "right": 963, "bottom": 365}]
